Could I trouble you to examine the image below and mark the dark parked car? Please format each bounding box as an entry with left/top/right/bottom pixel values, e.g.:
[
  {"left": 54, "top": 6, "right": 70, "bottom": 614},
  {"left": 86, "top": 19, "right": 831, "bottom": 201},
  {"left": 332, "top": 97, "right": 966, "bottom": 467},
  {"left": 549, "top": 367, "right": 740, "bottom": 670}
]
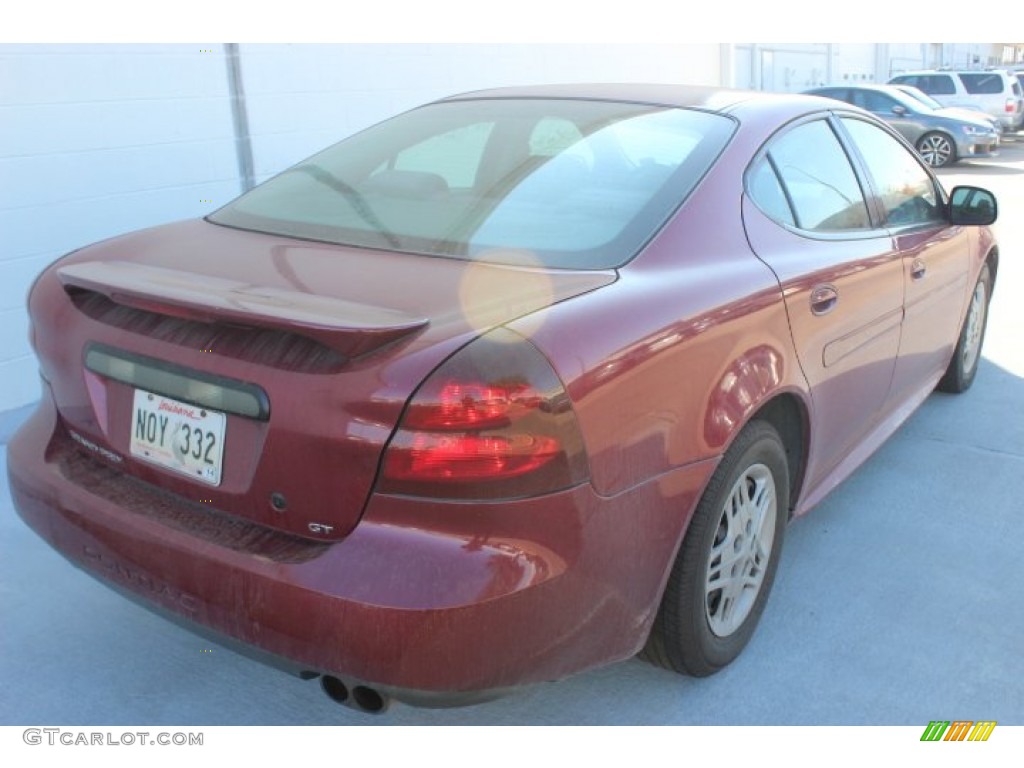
[
  {"left": 805, "top": 84, "right": 999, "bottom": 167},
  {"left": 8, "top": 85, "right": 999, "bottom": 712}
]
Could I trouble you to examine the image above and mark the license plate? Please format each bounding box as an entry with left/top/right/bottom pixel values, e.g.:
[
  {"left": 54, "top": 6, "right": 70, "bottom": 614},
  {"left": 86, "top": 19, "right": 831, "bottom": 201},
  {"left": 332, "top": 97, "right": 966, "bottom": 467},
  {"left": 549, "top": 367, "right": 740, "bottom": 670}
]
[{"left": 130, "top": 389, "right": 226, "bottom": 486}]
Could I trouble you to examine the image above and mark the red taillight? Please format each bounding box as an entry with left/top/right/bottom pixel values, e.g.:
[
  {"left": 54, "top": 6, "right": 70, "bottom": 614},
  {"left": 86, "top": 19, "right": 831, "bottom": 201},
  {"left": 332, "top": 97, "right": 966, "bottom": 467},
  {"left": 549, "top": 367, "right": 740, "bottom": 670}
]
[
  {"left": 384, "top": 433, "right": 560, "bottom": 481},
  {"left": 1006, "top": 99, "right": 1016, "bottom": 113},
  {"left": 402, "top": 380, "right": 531, "bottom": 431},
  {"left": 378, "top": 329, "right": 588, "bottom": 500}
]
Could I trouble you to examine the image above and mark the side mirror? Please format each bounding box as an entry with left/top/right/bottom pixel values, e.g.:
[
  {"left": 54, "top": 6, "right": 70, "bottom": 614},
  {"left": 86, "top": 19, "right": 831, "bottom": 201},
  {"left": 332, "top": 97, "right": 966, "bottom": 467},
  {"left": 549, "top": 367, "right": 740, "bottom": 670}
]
[
  {"left": 892, "top": 105, "right": 908, "bottom": 116},
  {"left": 949, "top": 186, "right": 997, "bottom": 225}
]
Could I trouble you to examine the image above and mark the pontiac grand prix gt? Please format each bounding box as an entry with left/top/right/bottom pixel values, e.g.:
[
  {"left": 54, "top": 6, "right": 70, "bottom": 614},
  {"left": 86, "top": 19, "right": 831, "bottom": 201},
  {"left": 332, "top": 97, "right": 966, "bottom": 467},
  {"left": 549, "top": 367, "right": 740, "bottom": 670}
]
[{"left": 7, "top": 84, "right": 998, "bottom": 712}]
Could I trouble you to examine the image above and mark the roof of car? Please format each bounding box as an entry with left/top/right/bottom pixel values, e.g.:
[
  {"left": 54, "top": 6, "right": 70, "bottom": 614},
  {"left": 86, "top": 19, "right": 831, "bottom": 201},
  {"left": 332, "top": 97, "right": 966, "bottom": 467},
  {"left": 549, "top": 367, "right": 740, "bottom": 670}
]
[
  {"left": 435, "top": 83, "right": 829, "bottom": 115},
  {"left": 893, "top": 69, "right": 1014, "bottom": 77},
  {"left": 810, "top": 83, "right": 905, "bottom": 94}
]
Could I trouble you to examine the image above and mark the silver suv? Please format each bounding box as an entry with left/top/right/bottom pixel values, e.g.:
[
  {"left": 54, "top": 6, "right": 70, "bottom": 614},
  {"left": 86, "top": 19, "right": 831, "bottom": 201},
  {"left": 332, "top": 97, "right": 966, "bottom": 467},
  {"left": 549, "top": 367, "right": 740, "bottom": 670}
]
[{"left": 888, "top": 70, "right": 1024, "bottom": 132}]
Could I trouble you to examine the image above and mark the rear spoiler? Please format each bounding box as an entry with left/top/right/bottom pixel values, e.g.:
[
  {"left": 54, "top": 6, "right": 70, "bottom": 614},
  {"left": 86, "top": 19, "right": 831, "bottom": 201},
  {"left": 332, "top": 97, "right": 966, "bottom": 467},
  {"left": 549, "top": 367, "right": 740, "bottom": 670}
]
[{"left": 58, "top": 261, "right": 429, "bottom": 358}]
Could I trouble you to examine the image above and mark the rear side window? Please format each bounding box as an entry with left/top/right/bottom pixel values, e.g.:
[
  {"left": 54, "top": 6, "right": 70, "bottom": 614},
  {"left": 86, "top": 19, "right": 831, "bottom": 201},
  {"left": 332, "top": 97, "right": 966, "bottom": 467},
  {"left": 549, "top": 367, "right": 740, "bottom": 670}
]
[
  {"left": 959, "top": 73, "right": 1006, "bottom": 95},
  {"left": 851, "top": 90, "right": 900, "bottom": 113},
  {"left": 895, "top": 74, "right": 957, "bottom": 96},
  {"left": 747, "top": 157, "right": 795, "bottom": 226},
  {"left": 759, "top": 120, "right": 871, "bottom": 232}
]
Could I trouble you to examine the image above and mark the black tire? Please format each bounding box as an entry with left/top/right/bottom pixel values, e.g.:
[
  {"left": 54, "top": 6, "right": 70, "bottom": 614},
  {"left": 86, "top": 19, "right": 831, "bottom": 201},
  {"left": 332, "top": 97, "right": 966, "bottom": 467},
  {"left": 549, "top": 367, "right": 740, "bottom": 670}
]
[
  {"left": 643, "top": 420, "right": 789, "bottom": 677},
  {"left": 937, "top": 264, "right": 992, "bottom": 393},
  {"left": 916, "top": 132, "right": 957, "bottom": 168}
]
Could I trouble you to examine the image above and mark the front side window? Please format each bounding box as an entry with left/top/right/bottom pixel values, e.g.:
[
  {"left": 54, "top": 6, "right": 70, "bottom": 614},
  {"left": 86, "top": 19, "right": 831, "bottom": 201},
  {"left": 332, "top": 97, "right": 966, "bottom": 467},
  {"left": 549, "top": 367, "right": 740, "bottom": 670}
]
[
  {"left": 840, "top": 118, "right": 945, "bottom": 228},
  {"left": 762, "top": 120, "right": 871, "bottom": 232},
  {"left": 922, "top": 75, "right": 957, "bottom": 95},
  {"left": 851, "top": 90, "right": 901, "bottom": 114},
  {"left": 208, "top": 99, "right": 735, "bottom": 269}
]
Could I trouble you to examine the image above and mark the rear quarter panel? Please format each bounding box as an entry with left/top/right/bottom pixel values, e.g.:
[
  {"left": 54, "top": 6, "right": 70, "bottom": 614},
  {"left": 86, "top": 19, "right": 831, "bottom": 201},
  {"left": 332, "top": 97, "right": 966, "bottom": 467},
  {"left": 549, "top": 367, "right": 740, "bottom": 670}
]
[{"left": 510, "top": 135, "right": 811, "bottom": 499}]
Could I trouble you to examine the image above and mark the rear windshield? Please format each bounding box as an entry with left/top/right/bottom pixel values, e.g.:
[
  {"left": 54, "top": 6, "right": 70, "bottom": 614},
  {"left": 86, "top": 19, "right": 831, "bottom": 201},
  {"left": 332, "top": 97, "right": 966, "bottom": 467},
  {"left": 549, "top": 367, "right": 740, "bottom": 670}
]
[{"left": 208, "top": 98, "right": 735, "bottom": 269}]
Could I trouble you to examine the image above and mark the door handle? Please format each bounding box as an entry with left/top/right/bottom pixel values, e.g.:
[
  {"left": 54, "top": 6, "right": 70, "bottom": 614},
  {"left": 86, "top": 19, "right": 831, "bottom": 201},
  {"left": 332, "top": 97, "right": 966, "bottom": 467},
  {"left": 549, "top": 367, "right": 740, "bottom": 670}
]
[
  {"left": 810, "top": 284, "right": 838, "bottom": 316},
  {"left": 911, "top": 258, "right": 927, "bottom": 280}
]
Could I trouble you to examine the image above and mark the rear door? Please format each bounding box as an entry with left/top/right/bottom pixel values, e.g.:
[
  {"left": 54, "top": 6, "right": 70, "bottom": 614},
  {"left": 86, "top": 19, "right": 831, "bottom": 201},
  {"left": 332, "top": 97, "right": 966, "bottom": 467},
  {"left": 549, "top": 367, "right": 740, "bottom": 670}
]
[
  {"left": 742, "top": 116, "right": 904, "bottom": 486},
  {"left": 836, "top": 116, "right": 970, "bottom": 404}
]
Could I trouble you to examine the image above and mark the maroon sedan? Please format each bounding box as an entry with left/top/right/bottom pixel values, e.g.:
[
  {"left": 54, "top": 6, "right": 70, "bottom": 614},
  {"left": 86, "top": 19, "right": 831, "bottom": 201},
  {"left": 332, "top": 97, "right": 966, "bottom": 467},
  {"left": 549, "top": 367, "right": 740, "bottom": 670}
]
[{"left": 8, "top": 85, "right": 998, "bottom": 713}]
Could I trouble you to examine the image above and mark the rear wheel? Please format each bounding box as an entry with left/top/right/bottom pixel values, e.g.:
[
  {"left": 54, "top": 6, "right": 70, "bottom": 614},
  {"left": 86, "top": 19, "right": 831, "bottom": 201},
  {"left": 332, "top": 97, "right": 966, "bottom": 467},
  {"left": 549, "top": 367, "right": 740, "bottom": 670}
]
[
  {"left": 916, "top": 132, "right": 956, "bottom": 168},
  {"left": 938, "top": 264, "right": 991, "bottom": 393},
  {"left": 643, "top": 420, "right": 789, "bottom": 676}
]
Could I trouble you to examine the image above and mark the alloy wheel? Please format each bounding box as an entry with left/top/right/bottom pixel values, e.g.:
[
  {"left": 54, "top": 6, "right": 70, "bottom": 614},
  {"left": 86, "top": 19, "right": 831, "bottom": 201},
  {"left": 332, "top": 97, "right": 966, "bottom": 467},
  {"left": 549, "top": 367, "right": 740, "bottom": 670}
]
[
  {"left": 705, "top": 463, "right": 777, "bottom": 637},
  {"left": 917, "top": 134, "right": 954, "bottom": 167},
  {"left": 961, "top": 279, "right": 987, "bottom": 374}
]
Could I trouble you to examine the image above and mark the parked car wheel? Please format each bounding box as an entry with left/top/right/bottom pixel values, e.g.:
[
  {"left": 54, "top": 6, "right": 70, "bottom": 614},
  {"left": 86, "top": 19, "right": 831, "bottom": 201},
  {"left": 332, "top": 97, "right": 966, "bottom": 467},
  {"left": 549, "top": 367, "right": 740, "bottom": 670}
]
[
  {"left": 916, "top": 132, "right": 956, "bottom": 167},
  {"left": 938, "top": 264, "right": 992, "bottom": 393},
  {"left": 643, "top": 420, "right": 789, "bottom": 677}
]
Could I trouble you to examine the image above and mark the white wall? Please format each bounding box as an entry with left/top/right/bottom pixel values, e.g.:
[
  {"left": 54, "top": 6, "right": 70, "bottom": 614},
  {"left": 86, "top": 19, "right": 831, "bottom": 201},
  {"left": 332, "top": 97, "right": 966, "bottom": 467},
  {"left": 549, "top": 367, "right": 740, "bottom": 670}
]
[
  {"left": 936, "top": 43, "right": 998, "bottom": 69},
  {"left": 0, "top": 44, "right": 239, "bottom": 409},
  {"left": 734, "top": 44, "right": 831, "bottom": 92},
  {"left": 831, "top": 43, "right": 878, "bottom": 84},
  {"left": 886, "top": 43, "right": 1001, "bottom": 77},
  {"left": 0, "top": 43, "right": 724, "bottom": 413},
  {"left": 887, "top": 43, "right": 930, "bottom": 77},
  {"left": 735, "top": 42, "right": 1006, "bottom": 92}
]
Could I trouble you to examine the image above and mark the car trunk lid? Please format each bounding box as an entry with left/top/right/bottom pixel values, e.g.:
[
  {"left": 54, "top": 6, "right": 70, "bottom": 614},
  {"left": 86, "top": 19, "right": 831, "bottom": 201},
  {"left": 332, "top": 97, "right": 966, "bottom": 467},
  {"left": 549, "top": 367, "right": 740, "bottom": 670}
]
[{"left": 31, "top": 219, "right": 614, "bottom": 541}]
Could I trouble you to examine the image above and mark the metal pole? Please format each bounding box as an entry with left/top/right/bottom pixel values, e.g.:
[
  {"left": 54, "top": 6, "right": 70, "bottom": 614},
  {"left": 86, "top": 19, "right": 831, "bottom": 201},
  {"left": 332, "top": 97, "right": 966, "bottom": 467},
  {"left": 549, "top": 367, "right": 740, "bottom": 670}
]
[{"left": 224, "top": 43, "right": 256, "bottom": 193}]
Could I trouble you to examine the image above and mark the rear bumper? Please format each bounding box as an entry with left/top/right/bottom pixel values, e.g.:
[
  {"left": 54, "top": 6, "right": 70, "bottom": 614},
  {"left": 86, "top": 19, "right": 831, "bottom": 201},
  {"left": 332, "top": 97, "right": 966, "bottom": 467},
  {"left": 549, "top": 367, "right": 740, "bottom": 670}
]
[
  {"left": 7, "top": 394, "right": 713, "bottom": 704},
  {"left": 997, "top": 112, "right": 1024, "bottom": 132}
]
